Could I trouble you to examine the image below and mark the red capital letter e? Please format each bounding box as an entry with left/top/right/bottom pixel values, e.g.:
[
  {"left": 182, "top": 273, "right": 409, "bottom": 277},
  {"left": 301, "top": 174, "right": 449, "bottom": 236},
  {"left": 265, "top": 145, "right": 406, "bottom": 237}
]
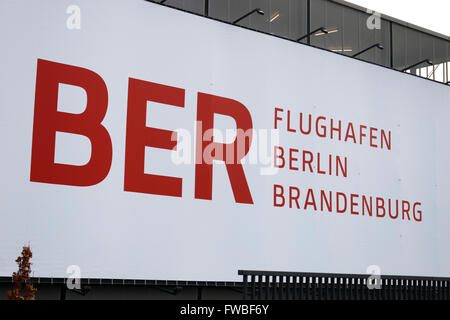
[
  {"left": 124, "top": 78, "right": 184, "bottom": 197},
  {"left": 30, "top": 59, "right": 112, "bottom": 186},
  {"left": 195, "top": 93, "right": 253, "bottom": 204}
]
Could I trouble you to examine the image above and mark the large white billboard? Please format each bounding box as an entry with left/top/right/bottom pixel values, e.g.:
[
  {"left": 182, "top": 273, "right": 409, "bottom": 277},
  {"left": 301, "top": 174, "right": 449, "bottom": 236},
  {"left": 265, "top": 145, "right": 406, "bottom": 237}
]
[{"left": 0, "top": 0, "right": 449, "bottom": 281}]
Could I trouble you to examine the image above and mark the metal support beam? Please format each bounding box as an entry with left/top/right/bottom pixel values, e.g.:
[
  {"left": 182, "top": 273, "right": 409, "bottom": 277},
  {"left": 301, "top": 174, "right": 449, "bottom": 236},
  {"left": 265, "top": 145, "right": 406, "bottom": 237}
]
[
  {"left": 233, "top": 8, "right": 264, "bottom": 25},
  {"left": 297, "top": 27, "right": 328, "bottom": 42},
  {"left": 401, "top": 59, "right": 433, "bottom": 72},
  {"left": 352, "top": 43, "right": 383, "bottom": 58}
]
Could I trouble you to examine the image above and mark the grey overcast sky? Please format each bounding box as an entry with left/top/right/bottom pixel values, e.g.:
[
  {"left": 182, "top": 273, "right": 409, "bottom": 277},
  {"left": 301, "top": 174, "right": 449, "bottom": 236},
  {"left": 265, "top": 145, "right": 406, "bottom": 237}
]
[{"left": 344, "top": 0, "right": 450, "bottom": 36}]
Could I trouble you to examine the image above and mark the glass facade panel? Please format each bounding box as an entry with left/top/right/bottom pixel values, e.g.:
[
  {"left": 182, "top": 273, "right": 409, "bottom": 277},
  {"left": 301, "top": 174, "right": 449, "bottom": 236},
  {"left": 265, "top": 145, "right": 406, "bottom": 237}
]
[
  {"left": 154, "top": 0, "right": 449, "bottom": 85},
  {"left": 209, "top": 0, "right": 307, "bottom": 40},
  {"left": 448, "top": 42, "right": 450, "bottom": 83},
  {"left": 324, "top": 1, "right": 344, "bottom": 53},
  {"left": 356, "top": 12, "right": 390, "bottom": 67},
  {"left": 392, "top": 24, "right": 407, "bottom": 70},
  {"left": 376, "top": 19, "right": 391, "bottom": 67},
  {"left": 393, "top": 23, "right": 449, "bottom": 81},
  {"left": 405, "top": 28, "right": 421, "bottom": 71},
  {"left": 342, "top": 7, "right": 358, "bottom": 56},
  {"left": 229, "top": 0, "right": 253, "bottom": 27},
  {"left": 431, "top": 37, "right": 448, "bottom": 82},
  {"left": 310, "top": 0, "right": 327, "bottom": 47},
  {"left": 248, "top": 0, "right": 270, "bottom": 33},
  {"left": 310, "top": 3, "right": 391, "bottom": 67},
  {"left": 208, "top": 0, "right": 228, "bottom": 21},
  {"left": 287, "top": 0, "right": 307, "bottom": 41},
  {"left": 268, "top": 0, "right": 290, "bottom": 38},
  {"left": 162, "top": 0, "right": 205, "bottom": 15}
]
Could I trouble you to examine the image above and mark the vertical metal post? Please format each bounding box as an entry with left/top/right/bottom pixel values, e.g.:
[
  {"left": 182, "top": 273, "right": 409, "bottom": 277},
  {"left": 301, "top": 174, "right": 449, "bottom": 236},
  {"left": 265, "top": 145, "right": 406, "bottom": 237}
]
[
  {"left": 331, "top": 277, "right": 336, "bottom": 300},
  {"left": 258, "top": 275, "right": 263, "bottom": 300},
  {"left": 409, "top": 279, "right": 414, "bottom": 300},
  {"left": 338, "top": 277, "right": 342, "bottom": 300},
  {"left": 313, "top": 277, "right": 318, "bottom": 300},
  {"left": 418, "top": 280, "right": 422, "bottom": 300},
  {"left": 197, "top": 286, "right": 203, "bottom": 300},
  {"left": 278, "top": 276, "right": 284, "bottom": 300},
  {"left": 251, "top": 275, "right": 256, "bottom": 300},
  {"left": 300, "top": 277, "right": 304, "bottom": 300},
  {"left": 60, "top": 284, "right": 66, "bottom": 300},
  {"left": 318, "top": 277, "right": 323, "bottom": 300},
  {"left": 204, "top": 0, "right": 209, "bottom": 17},
  {"left": 306, "top": 277, "right": 311, "bottom": 300},
  {"left": 272, "top": 275, "right": 277, "bottom": 300},
  {"left": 307, "top": 0, "right": 311, "bottom": 45},
  {"left": 377, "top": 278, "right": 381, "bottom": 300},
  {"left": 349, "top": 278, "right": 354, "bottom": 300},
  {"left": 445, "top": 281, "right": 450, "bottom": 300},
  {"left": 243, "top": 274, "right": 248, "bottom": 300},
  {"left": 389, "top": 21, "right": 394, "bottom": 69},
  {"left": 293, "top": 276, "right": 298, "bottom": 300},
  {"left": 427, "top": 280, "right": 432, "bottom": 300},
  {"left": 438, "top": 280, "right": 443, "bottom": 300},
  {"left": 433, "top": 280, "right": 437, "bottom": 300},
  {"left": 285, "top": 276, "right": 289, "bottom": 299},
  {"left": 325, "top": 277, "right": 330, "bottom": 300},
  {"left": 415, "top": 280, "right": 419, "bottom": 300},
  {"left": 444, "top": 281, "right": 450, "bottom": 300}
]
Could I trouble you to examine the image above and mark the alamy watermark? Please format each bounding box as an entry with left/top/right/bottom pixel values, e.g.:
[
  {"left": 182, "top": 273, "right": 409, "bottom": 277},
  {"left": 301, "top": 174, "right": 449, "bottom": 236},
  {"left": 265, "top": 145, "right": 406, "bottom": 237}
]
[
  {"left": 366, "top": 9, "right": 381, "bottom": 30},
  {"left": 170, "top": 123, "right": 280, "bottom": 176},
  {"left": 366, "top": 265, "right": 382, "bottom": 289},
  {"left": 66, "top": 5, "right": 81, "bottom": 30},
  {"left": 66, "top": 265, "right": 81, "bottom": 290}
]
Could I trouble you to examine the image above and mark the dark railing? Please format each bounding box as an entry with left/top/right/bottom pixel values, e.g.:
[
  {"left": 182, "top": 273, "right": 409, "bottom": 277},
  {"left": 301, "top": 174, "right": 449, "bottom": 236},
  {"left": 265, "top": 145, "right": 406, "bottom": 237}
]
[
  {"left": 239, "top": 270, "right": 450, "bottom": 300},
  {"left": 0, "top": 276, "right": 242, "bottom": 300}
]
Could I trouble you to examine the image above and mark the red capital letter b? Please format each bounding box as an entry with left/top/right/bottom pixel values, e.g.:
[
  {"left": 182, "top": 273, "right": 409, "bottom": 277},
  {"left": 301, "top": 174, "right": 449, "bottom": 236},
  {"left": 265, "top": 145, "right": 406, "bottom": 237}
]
[{"left": 30, "top": 59, "right": 112, "bottom": 186}]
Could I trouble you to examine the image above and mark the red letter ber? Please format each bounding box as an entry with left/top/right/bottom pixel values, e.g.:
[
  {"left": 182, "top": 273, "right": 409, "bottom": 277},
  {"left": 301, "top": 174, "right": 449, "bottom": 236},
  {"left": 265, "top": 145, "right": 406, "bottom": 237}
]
[
  {"left": 30, "top": 59, "right": 112, "bottom": 186},
  {"left": 195, "top": 93, "right": 253, "bottom": 204},
  {"left": 124, "top": 78, "right": 184, "bottom": 197}
]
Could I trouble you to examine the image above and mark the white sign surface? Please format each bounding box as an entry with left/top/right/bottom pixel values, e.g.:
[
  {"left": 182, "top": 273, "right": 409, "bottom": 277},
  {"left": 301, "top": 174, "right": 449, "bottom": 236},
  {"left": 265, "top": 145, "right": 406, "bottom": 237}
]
[{"left": 0, "top": 0, "right": 449, "bottom": 281}]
